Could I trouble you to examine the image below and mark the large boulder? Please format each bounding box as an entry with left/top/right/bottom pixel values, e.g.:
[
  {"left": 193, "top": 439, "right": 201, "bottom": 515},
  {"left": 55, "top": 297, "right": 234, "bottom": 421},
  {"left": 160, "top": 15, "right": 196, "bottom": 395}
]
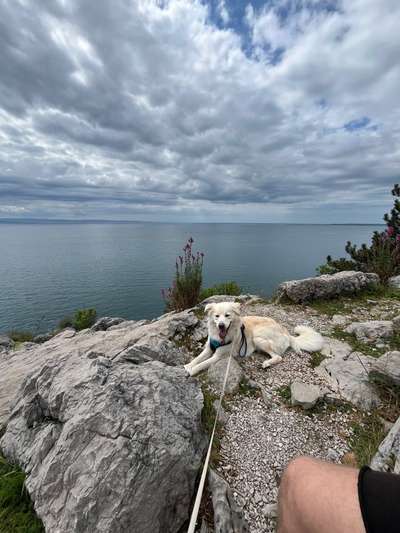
[
  {"left": 370, "top": 351, "right": 400, "bottom": 387},
  {"left": 276, "top": 271, "right": 379, "bottom": 304},
  {"left": 345, "top": 321, "right": 393, "bottom": 344},
  {"left": 371, "top": 415, "right": 400, "bottom": 473},
  {"left": 388, "top": 275, "right": 400, "bottom": 289},
  {"left": 0, "top": 309, "right": 204, "bottom": 426},
  {"left": 208, "top": 357, "right": 244, "bottom": 394},
  {"left": 315, "top": 352, "right": 379, "bottom": 409},
  {"left": 0, "top": 352, "right": 206, "bottom": 533}
]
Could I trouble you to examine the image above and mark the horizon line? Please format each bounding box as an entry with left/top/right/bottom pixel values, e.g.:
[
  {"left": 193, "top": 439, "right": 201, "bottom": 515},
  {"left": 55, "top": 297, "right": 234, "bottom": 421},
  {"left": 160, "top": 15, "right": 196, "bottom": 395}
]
[{"left": 0, "top": 218, "right": 385, "bottom": 226}]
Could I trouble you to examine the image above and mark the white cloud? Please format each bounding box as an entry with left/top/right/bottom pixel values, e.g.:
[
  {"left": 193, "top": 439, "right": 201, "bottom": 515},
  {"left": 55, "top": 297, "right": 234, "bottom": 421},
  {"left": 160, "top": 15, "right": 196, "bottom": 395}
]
[
  {"left": 0, "top": 205, "right": 29, "bottom": 213},
  {"left": 217, "top": 0, "right": 230, "bottom": 25},
  {"left": 0, "top": 0, "right": 399, "bottom": 221}
]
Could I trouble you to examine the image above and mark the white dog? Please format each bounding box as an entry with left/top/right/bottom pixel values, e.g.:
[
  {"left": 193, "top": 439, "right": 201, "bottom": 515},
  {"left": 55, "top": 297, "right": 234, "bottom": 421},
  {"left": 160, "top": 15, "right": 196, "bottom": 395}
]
[{"left": 184, "top": 301, "right": 324, "bottom": 377}]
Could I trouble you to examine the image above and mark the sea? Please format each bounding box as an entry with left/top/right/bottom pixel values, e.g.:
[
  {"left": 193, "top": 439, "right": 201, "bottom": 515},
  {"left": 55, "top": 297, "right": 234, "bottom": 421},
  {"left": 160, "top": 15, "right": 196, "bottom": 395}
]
[{"left": 0, "top": 222, "right": 381, "bottom": 333}]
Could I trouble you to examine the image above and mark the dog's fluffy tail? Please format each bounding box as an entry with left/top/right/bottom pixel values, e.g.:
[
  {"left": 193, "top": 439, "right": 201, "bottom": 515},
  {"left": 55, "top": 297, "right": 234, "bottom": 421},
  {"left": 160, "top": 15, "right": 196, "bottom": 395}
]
[{"left": 290, "top": 325, "right": 324, "bottom": 353}]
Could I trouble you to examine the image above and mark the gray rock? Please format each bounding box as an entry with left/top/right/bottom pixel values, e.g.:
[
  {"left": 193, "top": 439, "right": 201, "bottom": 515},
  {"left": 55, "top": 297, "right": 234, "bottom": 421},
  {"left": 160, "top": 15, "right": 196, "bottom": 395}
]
[
  {"left": 321, "top": 337, "right": 352, "bottom": 359},
  {"left": 0, "top": 354, "right": 206, "bottom": 533},
  {"left": 247, "top": 379, "right": 261, "bottom": 391},
  {"left": 208, "top": 469, "right": 249, "bottom": 533},
  {"left": 388, "top": 275, "right": 400, "bottom": 289},
  {"left": 191, "top": 320, "right": 208, "bottom": 343},
  {"left": 379, "top": 417, "right": 395, "bottom": 435},
  {"left": 290, "top": 381, "right": 322, "bottom": 409},
  {"left": 263, "top": 503, "right": 277, "bottom": 519},
  {"left": 208, "top": 357, "right": 244, "bottom": 394},
  {"left": 371, "top": 415, "right": 400, "bottom": 473},
  {"left": 345, "top": 320, "right": 394, "bottom": 344},
  {"left": 0, "top": 334, "right": 14, "bottom": 349},
  {"left": 200, "top": 519, "right": 211, "bottom": 533},
  {"left": 201, "top": 295, "right": 240, "bottom": 305},
  {"left": 200, "top": 294, "right": 258, "bottom": 305},
  {"left": 392, "top": 315, "right": 400, "bottom": 331},
  {"left": 91, "top": 316, "right": 125, "bottom": 331},
  {"left": 20, "top": 341, "right": 38, "bottom": 349},
  {"left": 331, "top": 314, "right": 349, "bottom": 327},
  {"left": 107, "top": 319, "right": 148, "bottom": 331},
  {"left": 327, "top": 448, "right": 340, "bottom": 462},
  {"left": 116, "top": 341, "right": 188, "bottom": 367},
  {"left": 276, "top": 271, "right": 379, "bottom": 304},
  {"left": 370, "top": 351, "right": 400, "bottom": 387},
  {"left": 262, "top": 389, "right": 275, "bottom": 407},
  {"left": 316, "top": 352, "right": 379, "bottom": 409},
  {"left": 0, "top": 310, "right": 200, "bottom": 426},
  {"left": 32, "top": 332, "right": 54, "bottom": 344},
  {"left": 324, "top": 392, "right": 345, "bottom": 405}
]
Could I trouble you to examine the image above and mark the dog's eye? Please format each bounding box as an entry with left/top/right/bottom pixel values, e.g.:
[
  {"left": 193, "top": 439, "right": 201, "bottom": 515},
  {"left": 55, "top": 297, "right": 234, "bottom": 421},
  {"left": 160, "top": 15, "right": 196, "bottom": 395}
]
[
  {"left": 215, "top": 314, "right": 219, "bottom": 318},
  {"left": 225, "top": 314, "right": 230, "bottom": 317}
]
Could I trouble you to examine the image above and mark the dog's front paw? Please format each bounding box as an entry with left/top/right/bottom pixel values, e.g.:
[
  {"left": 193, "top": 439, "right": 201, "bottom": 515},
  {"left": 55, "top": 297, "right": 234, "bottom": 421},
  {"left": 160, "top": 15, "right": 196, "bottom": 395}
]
[
  {"left": 184, "top": 364, "right": 193, "bottom": 377},
  {"left": 262, "top": 360, "right": 271, "bottom": 369}
]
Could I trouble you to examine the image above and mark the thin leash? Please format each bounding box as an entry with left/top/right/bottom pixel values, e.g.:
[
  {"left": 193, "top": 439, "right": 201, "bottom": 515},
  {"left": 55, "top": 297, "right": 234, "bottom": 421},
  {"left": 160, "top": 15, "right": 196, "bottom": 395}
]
[{"left": 187, "top": 326, "right": 245, "bottom": 533}]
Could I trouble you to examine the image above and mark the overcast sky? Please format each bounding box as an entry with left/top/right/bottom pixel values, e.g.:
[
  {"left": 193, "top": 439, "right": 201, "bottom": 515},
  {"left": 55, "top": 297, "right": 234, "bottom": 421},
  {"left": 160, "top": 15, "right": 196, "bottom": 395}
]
[{"left": 0, "top": 0, "right": 399, "bottom": 222}]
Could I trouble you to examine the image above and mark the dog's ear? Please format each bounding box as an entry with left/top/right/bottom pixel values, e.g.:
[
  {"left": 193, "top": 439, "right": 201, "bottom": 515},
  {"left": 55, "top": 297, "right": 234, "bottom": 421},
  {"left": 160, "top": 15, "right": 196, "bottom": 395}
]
[
  {"left": 204, "top": 303, "right": 215, "bottom": 315},
  {"left": 230, "top": 302, "right": 241, "bottom": 315}
]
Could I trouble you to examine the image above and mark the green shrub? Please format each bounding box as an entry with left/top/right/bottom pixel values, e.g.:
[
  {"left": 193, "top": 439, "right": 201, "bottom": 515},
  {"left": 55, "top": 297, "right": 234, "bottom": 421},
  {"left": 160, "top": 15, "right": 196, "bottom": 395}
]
[
  {"left": 199, "top": 281, "right": 241, "bottom": 301},
  {"left": 316, "top": 257, "right": 358, "bottom": 275},
  {"left": 321, "top": 184, "right": 400, "bottom": 283},
  {"left": 162, "top": 237, "right": 204, "bottom": 311},
  {"left": 7, "top": 330, "right": 34, "bottom": 343},
  {"left": 0, "top": 455, "right": 44, "bottom": 533},
  {"left": 72, "top": 308, "right": 97, "bottom": 331},
  {"left": 346, "top": 231, "right": 400, "bottom": 283}
]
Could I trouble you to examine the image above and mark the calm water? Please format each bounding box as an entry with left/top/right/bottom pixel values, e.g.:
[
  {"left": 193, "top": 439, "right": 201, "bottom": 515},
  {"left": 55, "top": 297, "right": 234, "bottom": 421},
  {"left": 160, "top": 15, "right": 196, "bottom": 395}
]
[{"left": 0, "top": 222, "right": 381, "bottom": 333}]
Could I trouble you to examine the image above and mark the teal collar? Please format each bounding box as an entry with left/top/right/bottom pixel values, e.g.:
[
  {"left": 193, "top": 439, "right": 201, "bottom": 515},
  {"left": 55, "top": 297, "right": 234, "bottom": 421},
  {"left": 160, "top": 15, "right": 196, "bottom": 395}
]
[{"left": 210, "top": 338, "right": 231, "bottom": 353}]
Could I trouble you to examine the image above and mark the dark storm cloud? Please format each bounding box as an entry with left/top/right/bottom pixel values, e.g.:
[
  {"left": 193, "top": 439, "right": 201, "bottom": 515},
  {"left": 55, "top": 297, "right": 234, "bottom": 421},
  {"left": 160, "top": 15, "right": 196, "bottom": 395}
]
[{"left": 0, "top": 0, "right": 399, "bottom": 221}]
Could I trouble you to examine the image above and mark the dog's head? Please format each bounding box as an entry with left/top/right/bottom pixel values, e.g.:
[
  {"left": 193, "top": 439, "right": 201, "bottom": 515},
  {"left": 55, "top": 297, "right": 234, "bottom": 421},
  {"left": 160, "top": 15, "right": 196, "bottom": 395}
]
[{"left": 204, "top": 301, "right": 241, "bottom": 341}]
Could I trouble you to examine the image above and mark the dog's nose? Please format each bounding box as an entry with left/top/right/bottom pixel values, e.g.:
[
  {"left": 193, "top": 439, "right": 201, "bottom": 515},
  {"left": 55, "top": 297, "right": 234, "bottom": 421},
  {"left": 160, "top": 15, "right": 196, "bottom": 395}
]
[{"left": 218, "top": 323, "right": 225, "bottom": 330}]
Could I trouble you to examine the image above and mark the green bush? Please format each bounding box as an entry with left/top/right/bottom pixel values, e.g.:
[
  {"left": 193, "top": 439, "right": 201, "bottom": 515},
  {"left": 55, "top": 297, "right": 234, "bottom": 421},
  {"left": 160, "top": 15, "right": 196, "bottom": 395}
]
[
  {"left": 162, "top": 238, "right": 204, "bottom": 311},
  {"left": 199, "top": 281, "right": 241, "bottom": 301},
  {"left": 72, "top": 308, "right": 97, "bottom": 331},
  {"left": 0, "top": 455, "right": 44, "bottom": 533},
  {"left": 320, "top": 184, "right": 400, "bottom": 283},
  {"left": 316, "top": 257, "right": 358, "bottom": 275},
  {"left": 7, "top": 330, "right": 34, "bottom": 343}
]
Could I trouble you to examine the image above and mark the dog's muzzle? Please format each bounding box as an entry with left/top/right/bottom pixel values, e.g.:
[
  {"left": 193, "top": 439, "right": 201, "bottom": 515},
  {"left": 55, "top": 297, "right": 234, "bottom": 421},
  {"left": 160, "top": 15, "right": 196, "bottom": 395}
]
[{"left": 218, "top": 323, "right": 229, "bottom": 340}]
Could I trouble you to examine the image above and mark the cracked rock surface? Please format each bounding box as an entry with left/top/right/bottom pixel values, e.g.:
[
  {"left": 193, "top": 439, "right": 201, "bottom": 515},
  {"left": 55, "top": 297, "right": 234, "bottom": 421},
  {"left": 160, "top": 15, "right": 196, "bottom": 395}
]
[
  {"left": 276, "top": 271, "right": 379, "bottom": 304},
  {"left": 1, "top": 352, "right": 206, "bottom": 533},
  {"left": 0, "top": 308, "right": 205, "bottom": 426}
]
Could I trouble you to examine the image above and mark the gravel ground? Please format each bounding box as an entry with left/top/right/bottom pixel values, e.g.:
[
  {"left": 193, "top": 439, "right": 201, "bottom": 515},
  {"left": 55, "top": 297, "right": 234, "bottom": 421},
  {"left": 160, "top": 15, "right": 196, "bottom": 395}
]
[
  {"left": 209, "top": 298, "right": 396, "bottom": 532},
  {"left": 219, "top": 397, "right": 353, "bottom": 532}
]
